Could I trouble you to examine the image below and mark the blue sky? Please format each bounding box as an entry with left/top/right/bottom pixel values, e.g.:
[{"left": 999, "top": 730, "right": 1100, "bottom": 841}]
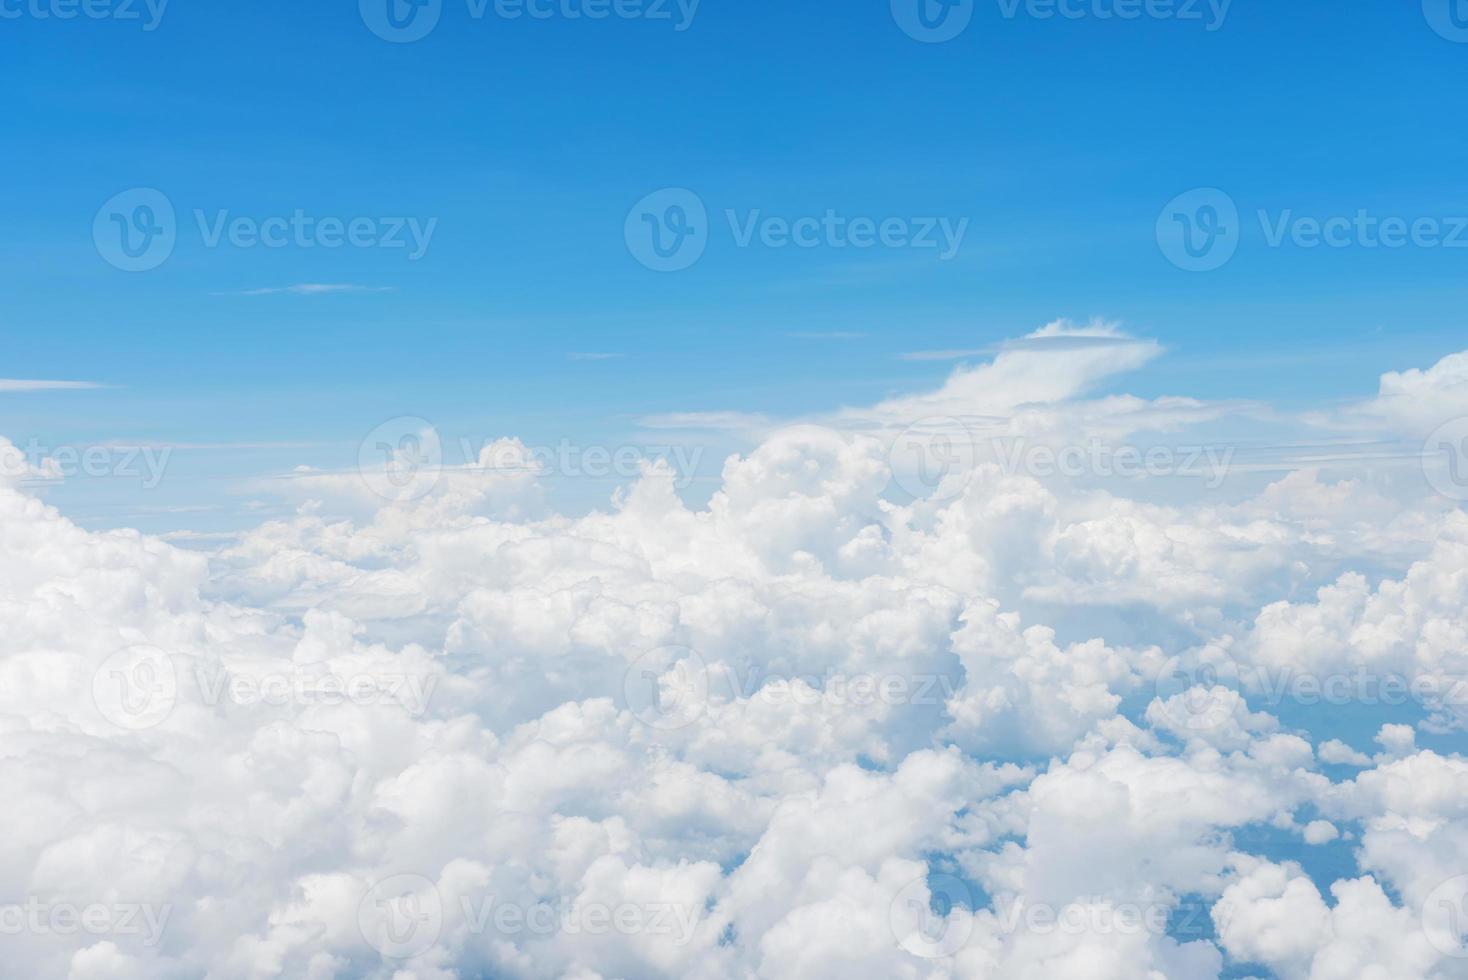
[
  {"left": 7, "top": 9, "right": 1468, "bottom": 978},
  {"left": 4, "top": 0, "right": 1467, "bottom": 530}
]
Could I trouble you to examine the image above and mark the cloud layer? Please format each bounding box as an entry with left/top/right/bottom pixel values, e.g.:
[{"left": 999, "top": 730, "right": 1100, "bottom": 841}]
[{"left": 5, "top": 322, "right": 1468, "bottom": 979}]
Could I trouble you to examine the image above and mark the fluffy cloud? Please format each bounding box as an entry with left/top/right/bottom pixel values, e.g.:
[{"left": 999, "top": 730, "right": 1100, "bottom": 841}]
[
  {"left": 4, "top": 328, "right": 1468, "bottom": 978},
  {"left": 1334, "top": 350, "right": 1468, "bottom": 434},
  {"left": 1213, "top": 856, "right": 1447, "bottom": 980}
]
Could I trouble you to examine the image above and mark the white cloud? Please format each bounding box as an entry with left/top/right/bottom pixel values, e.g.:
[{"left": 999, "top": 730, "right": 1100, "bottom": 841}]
[
  {"left": 1213, "top": 856, "right": 1444, "bottom": 980},
  {"left": 1302, "top": 820, "right": 1339, "bottom": 845},
  {"left": 0, "top": 380, "right": 104, "bottom": 392},
  {"left": 3, "top": 324, "right": 1468, "bottom": 977},
  {"left": 635, "top": 411, "right": 771, "bottom": 432},
  {"left": 900, "top": 333, "right": 1157, "bottom": 362},
  {"left": 860, "top": 320, "right": 1164, "bottom": 423},
  {"left": 1331, "top": 349, "right": 1468, "bottom": 434}
]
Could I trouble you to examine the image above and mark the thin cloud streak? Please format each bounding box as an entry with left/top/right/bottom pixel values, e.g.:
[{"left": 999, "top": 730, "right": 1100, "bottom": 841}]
[
  {"left": 900, "top": 335, "right": 1157, "bottom": 361},
  {"left": 216, "top": 284, "right": 397, "bottom": 296},
  {"left": 0, "top": 380, "right": 105, "bottom": 392}
]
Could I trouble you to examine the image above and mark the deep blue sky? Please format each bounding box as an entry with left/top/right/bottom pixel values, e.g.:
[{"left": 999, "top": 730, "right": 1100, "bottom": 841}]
[{"left": 3, "top": 0, "right": 1467, "bottom": 528}]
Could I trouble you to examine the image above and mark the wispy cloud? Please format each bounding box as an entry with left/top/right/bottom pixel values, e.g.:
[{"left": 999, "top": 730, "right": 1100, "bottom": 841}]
[
  {"left": 637, "top": 411, "right": 770, "bottom": 431},
  {"left": 898, "top": 348, "right": 994, "bottom": 362},
  {"left": 128, "top": 504, "right": 222, "bottom": 515},
  {"left": 568, "top": 352, "right": 624, "bottom": 361},
  {"left": 157, "top": 529, "right": 244, "bottom": 544},
  {"left": 216, "top": 284, "right": 397, "bottom": 297},
  {"left": 900, "top": 334, "right": 1156, "bottom": 361},
  {"left": 0, "top": 379, "right": 105, "bottom": 392},
  {"left": 998, "top": 334, "right": 1157, "bottom": 353},
  {"left": 94, "top": 440, "right": 328, "bottom": 451}
]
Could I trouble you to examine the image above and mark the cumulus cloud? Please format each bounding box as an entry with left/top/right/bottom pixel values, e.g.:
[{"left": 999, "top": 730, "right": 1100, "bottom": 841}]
[
  {"left": 4, "top": 324, "right": 1468, "bottom": 978},
  {"left": 1331, "top": 349, "right": 1468, "bottom": 434}
]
